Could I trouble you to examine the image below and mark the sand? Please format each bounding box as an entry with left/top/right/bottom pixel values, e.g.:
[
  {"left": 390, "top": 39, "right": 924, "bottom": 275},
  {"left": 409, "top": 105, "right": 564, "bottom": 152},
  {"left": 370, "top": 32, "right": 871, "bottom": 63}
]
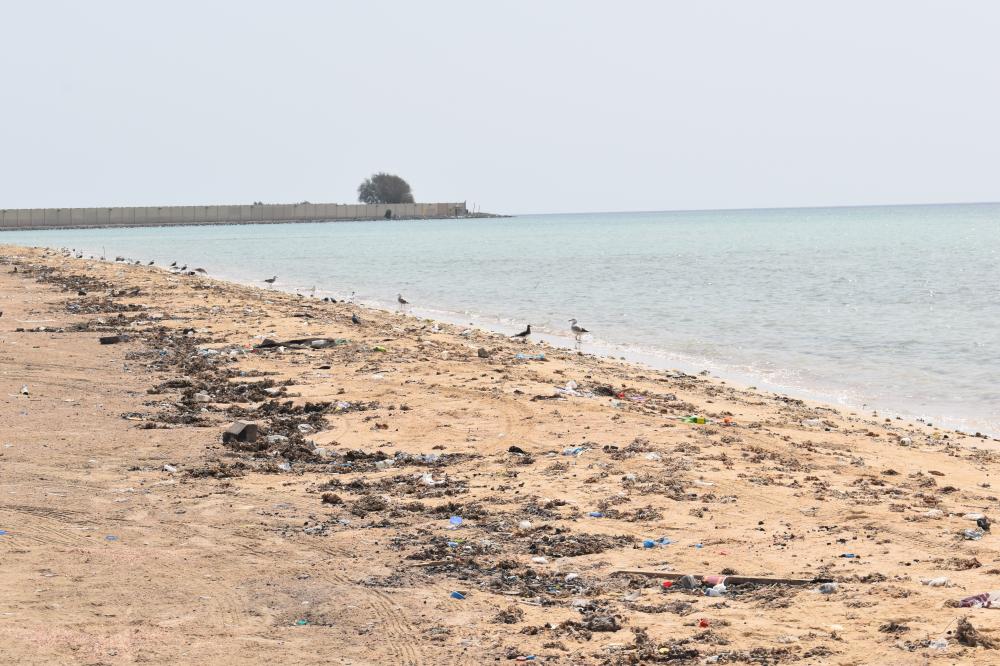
[{"left": 1, "top": 244, "right": 998, "bottom": 664}]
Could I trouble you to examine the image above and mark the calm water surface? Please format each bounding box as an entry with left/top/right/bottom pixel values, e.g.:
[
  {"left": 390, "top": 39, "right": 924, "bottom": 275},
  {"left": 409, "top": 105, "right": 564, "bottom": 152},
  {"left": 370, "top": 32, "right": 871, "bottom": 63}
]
[{"left": 3, "top": 203, "right": 998, "bottom": 434}]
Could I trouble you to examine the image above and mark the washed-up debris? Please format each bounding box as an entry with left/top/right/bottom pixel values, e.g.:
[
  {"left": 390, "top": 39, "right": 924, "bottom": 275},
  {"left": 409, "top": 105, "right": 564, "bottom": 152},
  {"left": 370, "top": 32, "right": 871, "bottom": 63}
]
[
  {"left": 956, "top": 616, "right": 997, "bottom": 648},
  {"left": 254, "top": 337, "right": 348, "bottom": 350},
  {"left": 612, "top": 571, "right": 832, "bottom": 586},
  {"left": 514, "top": 353, "right": 545, "bottom": 361},
  {"left": 99, "top": 334, "right": 130, "bottom": 345},
  {"left": 960, "top": 592, "right": 1000, "bottom": 608},
  {"left": 223, "top": 420, "right": 258, "bottom": 445}
]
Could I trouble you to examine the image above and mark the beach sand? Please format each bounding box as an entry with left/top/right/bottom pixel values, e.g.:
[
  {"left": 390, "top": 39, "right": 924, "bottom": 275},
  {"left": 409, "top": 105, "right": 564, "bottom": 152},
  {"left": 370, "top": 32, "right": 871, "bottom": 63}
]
[{"left": 1, "top": 244, "right": 998, "bottom": 664}]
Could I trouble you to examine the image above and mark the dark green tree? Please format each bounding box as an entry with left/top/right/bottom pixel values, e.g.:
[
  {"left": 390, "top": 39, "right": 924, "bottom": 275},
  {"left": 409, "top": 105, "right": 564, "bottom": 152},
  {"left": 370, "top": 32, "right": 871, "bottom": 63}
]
[{"left": 357, "top": 173, "right": 415, "bottom": 204}]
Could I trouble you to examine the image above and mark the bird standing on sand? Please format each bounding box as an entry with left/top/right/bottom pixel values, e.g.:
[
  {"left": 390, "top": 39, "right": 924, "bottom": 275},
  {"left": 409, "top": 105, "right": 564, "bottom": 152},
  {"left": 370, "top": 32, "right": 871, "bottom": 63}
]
[
  {"left": 397, "top": 293, "right": 409, "bottom": 309},
  {"left": 512, "top": 324, "right": 531, "bottom": 340},
  {"left": 351, "top": 313, "right": 362, "bottom": 325},
  {"left": 170, "top": 261, "right": 177, "bottom": 267},
  {"left": 264, "top": 276, "right": 277, "bottom": 288},
  {"left": 569, "top": 318, "right": 589, "bottom": 345},
  {"left": 194, "top": 268, "right": 207, "bottom": 274}
]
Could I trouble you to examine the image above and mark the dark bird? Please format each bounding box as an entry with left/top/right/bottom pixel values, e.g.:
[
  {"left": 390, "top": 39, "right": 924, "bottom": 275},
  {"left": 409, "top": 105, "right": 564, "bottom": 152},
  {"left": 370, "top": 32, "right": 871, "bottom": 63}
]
[
  {"left": 512, "top": 324, "right": 531, "bottom": 339},
  {"left": 397, "top": 293, "right": 409, "bottom": 308},
  {"left": 194, "top": 268, "right": 207, "bottom": 274},
  {"left": 179, "top": 265, "right": 187, "bottom": 271},
  {"left": 170, "top": 261, "right": 177, "bottom": 267},
  {"left": 351, "top": 313, "right": 362, "bottom": 325},
  {"left": 148, "top": 261, "right": 154, "bottom": 265},
  {"left": 264, "top": 276, "right": 277, "bottom": 287}
]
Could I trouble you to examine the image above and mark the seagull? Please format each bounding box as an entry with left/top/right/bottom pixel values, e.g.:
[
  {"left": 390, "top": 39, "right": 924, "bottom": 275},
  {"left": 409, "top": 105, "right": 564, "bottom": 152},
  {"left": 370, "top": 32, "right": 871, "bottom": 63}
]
[
  {"left": 179, "top": 265, "right": 187, "bottom": 272},
  {"left": 512, "top": 324, "right": 531, "bottom": 340},
  {"left": 397, "top": 293, "right": 409, "bottom": 309},
  {"left": 170, "top": 261, "right": 177, "bottom": 267},
  {"left": 351, "top": 313, "right": 362, "bottom": 325},
  {"left": 264, "top": 276, "right": 277, "bottom": 287},
  {"left": 569, "top": 318, "right": 589, "bottom": 345}
]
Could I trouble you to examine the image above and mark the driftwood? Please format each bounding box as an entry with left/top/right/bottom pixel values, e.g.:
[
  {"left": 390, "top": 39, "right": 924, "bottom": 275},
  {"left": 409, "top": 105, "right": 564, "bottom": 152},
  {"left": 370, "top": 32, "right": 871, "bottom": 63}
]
[
  {"left": 254, "top": 337, "right": 345, "bottom": 349},
  {"left": 611, "top": 570, "right": 832, "bottom": 586}
]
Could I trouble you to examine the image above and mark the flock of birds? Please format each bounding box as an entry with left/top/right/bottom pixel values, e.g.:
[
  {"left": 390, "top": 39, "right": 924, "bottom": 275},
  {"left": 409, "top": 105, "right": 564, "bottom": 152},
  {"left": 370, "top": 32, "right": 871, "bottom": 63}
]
[{"left": 57, "top": 249, "right": 593, "bottom": 346}]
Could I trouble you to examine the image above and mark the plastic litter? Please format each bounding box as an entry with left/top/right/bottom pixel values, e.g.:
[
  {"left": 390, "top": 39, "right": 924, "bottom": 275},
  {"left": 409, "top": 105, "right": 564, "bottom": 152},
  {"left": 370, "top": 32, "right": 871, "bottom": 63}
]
[
  {"left": 163, "top": 464, "right": 177, "bottom": 473},
  {"left": 706, "top": 583, "right": 727, "bottom": 597},
  {"left": 0, "top": 530, "right": 8, "bottom": 536},
  {"left": 449, "top": 516, "right": 463, "bottom": 528},
  {"left": 923, "top": 577, "right": 950, "bottom": 587},
  {"left": 963, "top": 528, "right": 984, "bottom": 541},
  {"left": 840, "top": 553, "right": 858, "bottom": 558},
  {"left": 818, "top": 582, "right": 838, "bottom": 594},
  {"left": 562, "top": 446, "right": 586, "bottom": 456},
  {"left": 587, "top": 511, "right": 604, "bottom": 518},
  {"left": 295, "top": 618, "right": 309, "bottom": 626},
  {"left": 531, "top": 556, "right": 548, "bottom": 564},
  {"left": 959, "top": 591, "right": 1000, "bottom": 608},
  {"left": 518, "top": 520, "right": 532, "bottom": 530},
  {"left": 928, "top": 638, "right": 948, "bottom": 650},
  {"left": 514, "top": 353, "right": 545, "bottom": 361},
  {"left": 450, "top": 591, "right": 466, "bottom": 600},
  {"left": 105, "top": 535, "right": 118, "bottom": 541}
]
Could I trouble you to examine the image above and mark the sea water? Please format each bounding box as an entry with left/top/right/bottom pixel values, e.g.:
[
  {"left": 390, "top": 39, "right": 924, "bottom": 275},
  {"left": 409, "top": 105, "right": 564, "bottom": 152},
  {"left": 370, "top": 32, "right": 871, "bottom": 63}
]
[{"left": 3, "top": 203, "right": 998, "bottom": 434}]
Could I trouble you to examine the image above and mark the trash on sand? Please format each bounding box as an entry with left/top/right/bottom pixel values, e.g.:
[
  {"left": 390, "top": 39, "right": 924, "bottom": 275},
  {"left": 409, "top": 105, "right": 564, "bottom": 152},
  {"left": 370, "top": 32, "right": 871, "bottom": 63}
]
[
  {"left": 450, "top": 591, "right": 466, "bottom": 600},
  {"left": 518, "top": 520, "right": 533, "bottom": 530},
  {"left": 99, "top": 334, "right": 130, "bottom": 345},
  {"left": 105, "top": 535, "right": 119, "bottom": 541},
  {"left": 978, "top": 517, "right": 992, "bottom": 532},
  {"left": 223, "top": 421, "right": 258, "bottom": 445},
  {"left": 449, "top": 516, "right": 463, "bottom": 528},
  {"left": 20, "top": 385, "right": 28, "bottom": 395},
  {"left": 563, "top": 446, "right": 586, "bottom": 456},
  {"left": 642, "top": 537, "right": 673, "bottom": 548},
  {"left": 531, "top": 556, "right": 548, "bottom": 564},
  {"left": 928, "top": 638, "right": 948, "bottom": 650},
  {"left": 840, "top": 553, "right": 859, "bottom": 559},
  {"left": 514, "top": 353, "right": 545, "bottom": 361},
  {"left": 682, "top": 415, "right": 707, "bottom": 424},
  {"left": 613, "top": 571, "right": 832, "bottom": 587},
  {"left": 818, "top": 582, "right": 839, "bottom": 594},
  {"left": 295, "top": 618, "right": 309, "bottom": 626},
  {"left": 255, "top": 337, "right": 347, "bottom": 350},
  {"left": 587, "top": 512, "right": 604, "bottom": 518},
  {"left": 0, "top": 530, "right": 9, "bottom": 536},
  {"left": 959, "top": 592, "right": 1000, "bottom": 608},
  {"left": 706, "top": 583, "right": 727, "bottom": 597},
  {"left": 163, "top": 464, "right": 177, "bottom": 473},
  {"left": 963, "top": 528, "right": 984, "bottom": 541},
  {"left": 923, "top": 577, "right": 950, "bottom": 587}
]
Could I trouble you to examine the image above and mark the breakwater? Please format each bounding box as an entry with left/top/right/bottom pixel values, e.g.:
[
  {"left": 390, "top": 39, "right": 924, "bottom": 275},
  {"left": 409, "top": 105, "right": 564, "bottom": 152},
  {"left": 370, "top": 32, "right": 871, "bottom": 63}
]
[{"left": 0, "top": 201, "right": 468, "bottom": 230}]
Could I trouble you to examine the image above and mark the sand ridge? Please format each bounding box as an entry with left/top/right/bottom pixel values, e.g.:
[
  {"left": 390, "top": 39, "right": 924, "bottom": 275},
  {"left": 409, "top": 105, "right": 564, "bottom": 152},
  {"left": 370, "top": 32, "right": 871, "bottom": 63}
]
[{"left": 0, "top": 245, "right": 998, "bottom": 664}]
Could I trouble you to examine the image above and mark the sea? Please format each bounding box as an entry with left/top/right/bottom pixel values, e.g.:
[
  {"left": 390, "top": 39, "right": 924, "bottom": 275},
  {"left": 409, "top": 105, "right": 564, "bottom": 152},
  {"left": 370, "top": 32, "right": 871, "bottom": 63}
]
[{"left": 3, "top": 203, "right": 998, "bottom": 435}]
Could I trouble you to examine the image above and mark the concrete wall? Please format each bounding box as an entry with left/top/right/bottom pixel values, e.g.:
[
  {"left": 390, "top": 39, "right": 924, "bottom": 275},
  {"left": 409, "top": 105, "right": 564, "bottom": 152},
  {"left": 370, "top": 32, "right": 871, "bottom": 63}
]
[{"left": 0, "top": 201, "right": 469, "bottom": 230}]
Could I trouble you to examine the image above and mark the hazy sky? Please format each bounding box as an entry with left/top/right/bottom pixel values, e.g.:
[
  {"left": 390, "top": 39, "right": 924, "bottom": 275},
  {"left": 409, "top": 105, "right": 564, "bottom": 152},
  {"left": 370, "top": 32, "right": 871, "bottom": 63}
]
[{"left": 2, "top": 1, "right": 998, "bottom": 214}]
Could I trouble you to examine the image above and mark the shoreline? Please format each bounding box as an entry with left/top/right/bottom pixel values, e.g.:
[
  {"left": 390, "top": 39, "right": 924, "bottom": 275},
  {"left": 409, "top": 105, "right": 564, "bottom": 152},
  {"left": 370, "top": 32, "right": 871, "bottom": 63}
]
[
  {"left": 145, "top": 260, "right": 997, "bottom": 441},
  {"left": 2, "top": 244, "right": 999, "bottom": 663}
]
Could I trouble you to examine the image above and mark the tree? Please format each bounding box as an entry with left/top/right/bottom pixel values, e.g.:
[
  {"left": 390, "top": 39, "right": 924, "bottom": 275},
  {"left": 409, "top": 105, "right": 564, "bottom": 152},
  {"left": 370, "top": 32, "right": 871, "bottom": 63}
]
[{"left": 357, "top": 173, "right": 415, "bottom": 204}]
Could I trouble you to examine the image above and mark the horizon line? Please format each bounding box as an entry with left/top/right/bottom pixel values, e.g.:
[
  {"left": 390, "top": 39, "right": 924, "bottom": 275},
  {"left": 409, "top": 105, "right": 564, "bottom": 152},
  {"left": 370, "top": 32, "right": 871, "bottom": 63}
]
[{"left": 510, "top": 199, "right": 1000, "bottom": 217}]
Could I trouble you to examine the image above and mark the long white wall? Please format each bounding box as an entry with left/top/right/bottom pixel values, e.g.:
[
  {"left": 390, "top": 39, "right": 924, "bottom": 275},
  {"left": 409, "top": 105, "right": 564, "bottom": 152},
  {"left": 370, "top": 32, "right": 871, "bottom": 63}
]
[{"left": 0, "top": 202, "right": 467, "bottom": 230}]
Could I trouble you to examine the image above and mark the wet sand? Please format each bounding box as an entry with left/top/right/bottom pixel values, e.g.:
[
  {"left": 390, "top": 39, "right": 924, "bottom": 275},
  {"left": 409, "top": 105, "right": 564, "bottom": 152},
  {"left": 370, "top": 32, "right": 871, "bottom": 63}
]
[{"left": 1, "top": 244, "right": 999, "bottom": 664}]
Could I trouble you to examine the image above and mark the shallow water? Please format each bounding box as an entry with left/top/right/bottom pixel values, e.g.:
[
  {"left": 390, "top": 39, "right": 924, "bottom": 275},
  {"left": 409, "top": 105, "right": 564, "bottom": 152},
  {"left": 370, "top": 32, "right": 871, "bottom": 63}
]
[{"left": 4, "top": 203, "right": 999, "bottom": 434}]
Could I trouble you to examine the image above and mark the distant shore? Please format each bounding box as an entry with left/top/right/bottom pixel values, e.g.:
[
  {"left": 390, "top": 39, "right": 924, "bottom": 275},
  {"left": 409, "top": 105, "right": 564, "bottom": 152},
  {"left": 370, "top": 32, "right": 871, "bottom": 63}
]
[{"left": 0, "top": 200, "right": 506, "bottom": 231}]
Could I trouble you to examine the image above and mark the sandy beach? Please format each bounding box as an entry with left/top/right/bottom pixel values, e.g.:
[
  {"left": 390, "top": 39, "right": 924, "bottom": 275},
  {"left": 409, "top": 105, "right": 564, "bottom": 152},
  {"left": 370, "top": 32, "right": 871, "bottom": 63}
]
[{"left": 2, "top": 244, "right": 999, "bottom": 664}]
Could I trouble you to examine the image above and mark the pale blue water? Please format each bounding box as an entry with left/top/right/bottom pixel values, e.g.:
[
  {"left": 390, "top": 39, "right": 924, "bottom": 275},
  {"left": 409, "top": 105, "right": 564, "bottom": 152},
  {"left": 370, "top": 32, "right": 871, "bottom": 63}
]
[{"left": 3, "top": 203, "right": 999, "bottom": 434}]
